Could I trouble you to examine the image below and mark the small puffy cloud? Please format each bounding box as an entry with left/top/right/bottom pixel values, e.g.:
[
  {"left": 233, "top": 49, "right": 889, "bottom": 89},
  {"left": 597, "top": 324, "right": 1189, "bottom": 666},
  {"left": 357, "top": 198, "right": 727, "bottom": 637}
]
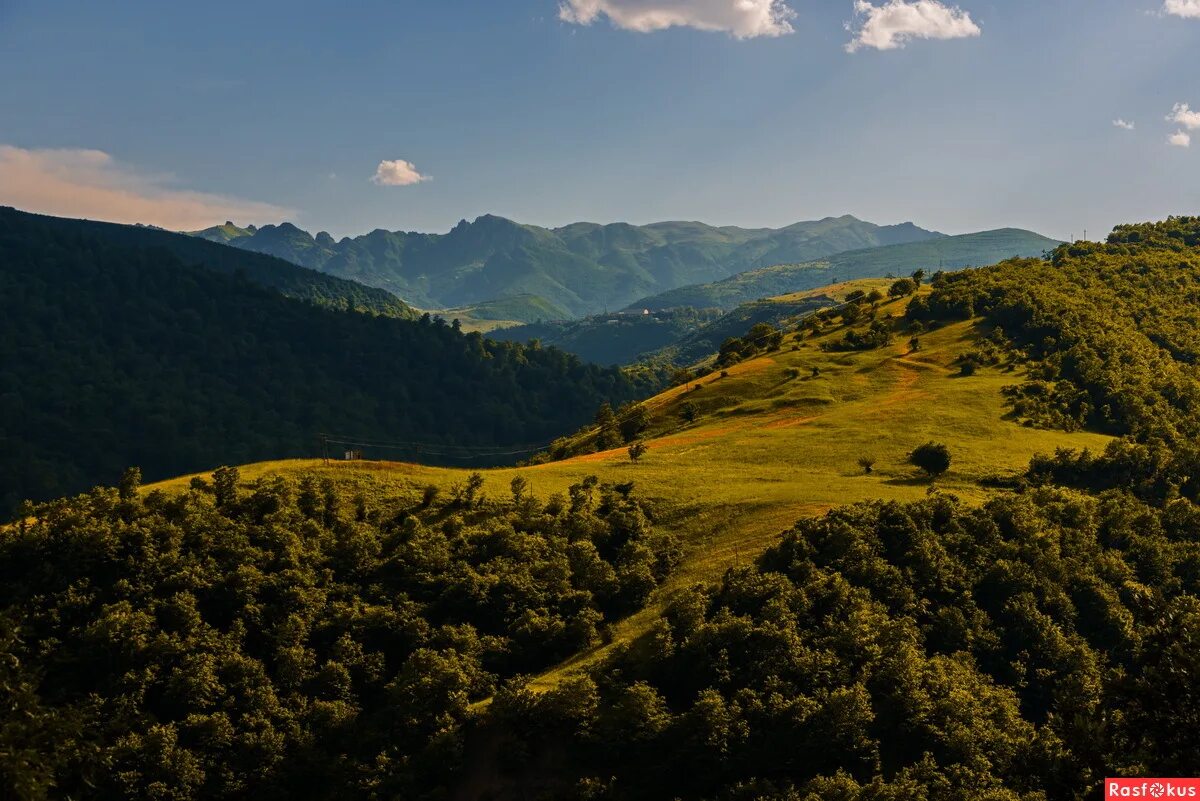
[
  {"left": 1163, "top": 0, "right": 1200, "bottom": 18},
  {"left": 1168, "top": 130, "right": 1192, "bottom": 148},
  {"left": 0, "top": 144, "right": 292, "bottom": 230},
  {"left": 557, "top": 0, "right": 796, "bottom": 38},
  {"left": 1113, "top": 119, "right": 1135, "bottom": 130},
  {"left": 1167, "top": 103, "right": 1200, "bottom": 130},
  {"left": 371, "top": 159, "right": 429, "bottom": 186},
  {"left": 846, "top": 0, "right": 981, "bottom": 52}
]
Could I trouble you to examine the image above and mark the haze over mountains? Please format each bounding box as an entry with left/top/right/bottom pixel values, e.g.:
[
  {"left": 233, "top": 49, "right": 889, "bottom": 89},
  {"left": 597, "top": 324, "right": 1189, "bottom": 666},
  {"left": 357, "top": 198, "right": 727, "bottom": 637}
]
[
  {"left": 191, "top": 214, "right": 944, "bottom": 317},
  {"left": 490, "top": 228, "right": 1061, "bottom": 364},
  {"left": 631, "top": 228, "right": 1063, "bottom": 312}
]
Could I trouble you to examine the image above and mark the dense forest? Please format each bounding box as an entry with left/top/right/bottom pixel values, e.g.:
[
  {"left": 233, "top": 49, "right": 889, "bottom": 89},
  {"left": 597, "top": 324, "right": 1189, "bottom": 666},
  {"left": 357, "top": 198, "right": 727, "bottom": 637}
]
[
  {"left": 0, "top": 212, "right": 654, "bottom": 514},
  {"left": 0, "top": 469, "right": 680, "bottom": 799},
  {"left": 1, "top": 208, "right": 416, "bottom": 319},
  {"left": 3, "top": 218, "right": 1200, "bottom": 799},
  {"left": 478, "top": 489, "right": 1200, "bottom": 799}
]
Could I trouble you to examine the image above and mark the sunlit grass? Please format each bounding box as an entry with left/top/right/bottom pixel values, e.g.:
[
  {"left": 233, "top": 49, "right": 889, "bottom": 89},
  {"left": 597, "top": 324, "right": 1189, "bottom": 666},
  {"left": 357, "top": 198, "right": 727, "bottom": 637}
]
[{"left": 146, "top": 285, "right": 1111, "bottom": 690}]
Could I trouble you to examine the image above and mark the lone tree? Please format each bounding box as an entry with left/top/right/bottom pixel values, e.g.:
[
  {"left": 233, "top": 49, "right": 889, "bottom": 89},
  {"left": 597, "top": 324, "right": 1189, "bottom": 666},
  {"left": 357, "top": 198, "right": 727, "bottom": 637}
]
[
  {"left": 909, "top": 442, "right": 952, "bottom": 479},
  {"left": 680, "top": 401, "right": 699, "bottom": 424},
  {"left": 618, "top": 403, "right": 650, "bottom": 443},
  {"left": 628, "top": 441, "right": 648, "bottom": 463},
  {"left": 857, "top": 456, "right": 876, "bottom": 475},
  {"left": 911, "top": 268, "right": 926, "bottom": 286},
  {"left": 889, "top": 278, "right": 918, "bottom": 298}
]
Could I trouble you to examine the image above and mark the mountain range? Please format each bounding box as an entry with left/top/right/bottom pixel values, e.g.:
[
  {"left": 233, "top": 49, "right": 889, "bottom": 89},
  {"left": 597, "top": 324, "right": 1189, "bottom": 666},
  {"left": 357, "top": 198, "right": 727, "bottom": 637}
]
[
  {"left": 190, "top": 214, "right": 944, "bottom": 317},
  {"left": 629, "top": 227, "right": 1063, "bottom": 312},
  {"left": 490, "top": 228, "right": 1061, "bottom": 365}
]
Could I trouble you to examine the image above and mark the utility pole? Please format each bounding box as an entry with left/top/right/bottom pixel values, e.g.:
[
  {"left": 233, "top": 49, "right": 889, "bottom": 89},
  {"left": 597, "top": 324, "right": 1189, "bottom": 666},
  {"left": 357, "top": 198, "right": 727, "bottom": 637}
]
[{"left": 320, "top": 433, "right": 329, "bottom": 466}]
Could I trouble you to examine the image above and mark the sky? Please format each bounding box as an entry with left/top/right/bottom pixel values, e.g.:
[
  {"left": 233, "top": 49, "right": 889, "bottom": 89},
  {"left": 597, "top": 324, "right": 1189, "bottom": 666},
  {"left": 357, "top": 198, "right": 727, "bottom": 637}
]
[{"left": 0, "top": 0, "right": 1197, "bottom": 240}]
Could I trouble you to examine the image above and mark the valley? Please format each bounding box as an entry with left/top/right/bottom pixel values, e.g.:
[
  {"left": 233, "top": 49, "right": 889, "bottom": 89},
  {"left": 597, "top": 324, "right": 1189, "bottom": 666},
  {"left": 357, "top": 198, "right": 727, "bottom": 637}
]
[{"left": 143, "top": 285, "right": 1110, "bottom": 684}]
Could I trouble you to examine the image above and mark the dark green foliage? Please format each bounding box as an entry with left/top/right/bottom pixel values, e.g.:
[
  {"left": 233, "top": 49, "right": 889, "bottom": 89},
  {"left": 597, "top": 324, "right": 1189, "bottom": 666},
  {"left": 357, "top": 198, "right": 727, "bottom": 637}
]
[
  {"left": 628, "top": 441, "right": 648, "bottom": 462},
  {"left": 481, "top": 490, "right": 1200, "bottom": 799},
  {"left": 680, "top": 401, "right": 699, "bottom": 424},
  {"left": 4, "top": 207, "right": 416, "bottom": 318},
  {"left": 908, "top": 217, "right": 1200, "bottom": 441},
  {"left": 618, "top": 404, "right": 650, "bottom": 443},
  {"left": 0, "top": 471, "right": 678, "bottom": 799},
  {"left": 492, "top": 307, "right": 723, "bottom": 366},
  {"left": 888, "top": 277, "right": 917, "bottom": 297},
  {"left": 909, "top": 217, "right": 1200, "bottom": 504},
  {"left": 0, "top": 212, "right": 653, "bottom": 515},
  {"left": 909, "top": 442, "right": 952, "bottom": 478},
  {"left": 823, "top": 320, "right": 893, "bottom": 352},
  {"left": 716, "top": 321, "right": 785, "bottom": 367}
]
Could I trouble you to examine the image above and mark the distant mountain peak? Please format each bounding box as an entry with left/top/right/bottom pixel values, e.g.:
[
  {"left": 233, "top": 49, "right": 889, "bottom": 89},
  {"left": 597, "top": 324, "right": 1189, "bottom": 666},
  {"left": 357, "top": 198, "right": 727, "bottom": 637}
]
[{"left": 187, "top": 212, "right": 960, "bottom": 318}]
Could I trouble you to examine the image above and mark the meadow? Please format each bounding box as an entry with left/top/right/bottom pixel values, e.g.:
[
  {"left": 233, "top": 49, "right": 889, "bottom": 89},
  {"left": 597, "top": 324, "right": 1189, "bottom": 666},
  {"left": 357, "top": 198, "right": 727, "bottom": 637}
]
[{"left": 147, "top": 285, "right": 1110, "bottom": 687}]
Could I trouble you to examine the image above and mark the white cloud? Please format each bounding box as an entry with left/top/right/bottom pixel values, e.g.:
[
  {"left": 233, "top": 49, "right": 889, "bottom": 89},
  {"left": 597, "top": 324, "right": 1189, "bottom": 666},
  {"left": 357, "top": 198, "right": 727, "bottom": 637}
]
[
  {"left": 370, "top": 159, "right": 429, "bottom": 186},
  {"left": 558, "top": 0, "right": 796, "bottom": 38},
  {"left": 846, "top": 0, "right": 980, "bottom": 52},
  {"left": 1164, "top": 0, "right": 1200, "bottom": 18},
  {"left": 1167, "top": 103, "right": 1200, "bottom": 130},
  {"left": 0, "top": 144, "right": 292, "bottom": 231},
  {"left": 1169, "top": 130, "right": 1192, "bottom": 148},
  {"left": 1113, "top": 119, "right": 1136, "bottom": 130}
]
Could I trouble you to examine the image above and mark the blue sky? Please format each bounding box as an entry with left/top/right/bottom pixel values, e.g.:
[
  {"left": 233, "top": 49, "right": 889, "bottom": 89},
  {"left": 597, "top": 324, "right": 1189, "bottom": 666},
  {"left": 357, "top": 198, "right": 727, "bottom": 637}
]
[{"left": 0, "top": 0, "right": 1197, "bottom": 240}]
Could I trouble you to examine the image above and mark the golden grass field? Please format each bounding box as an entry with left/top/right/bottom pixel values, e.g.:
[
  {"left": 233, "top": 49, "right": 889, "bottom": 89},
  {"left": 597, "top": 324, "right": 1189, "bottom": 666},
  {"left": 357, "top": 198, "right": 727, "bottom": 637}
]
[{"left": 147, "top": 285, "right": 1111, "bottom": 688}]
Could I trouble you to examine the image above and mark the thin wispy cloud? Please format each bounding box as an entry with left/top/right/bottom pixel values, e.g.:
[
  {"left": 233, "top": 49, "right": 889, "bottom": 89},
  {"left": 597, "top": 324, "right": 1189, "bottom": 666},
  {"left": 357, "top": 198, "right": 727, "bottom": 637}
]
[
  {"left": 0, "top": 144, "right": 292, "bottom": 231},
  {"left": 1168, "top": 130, "right": 1192, "bottom": 148},
  {"left": 371, "top": 159, "right": 430, "bottom": 186},
  {"left": 1113, "top": 119, "right": 1136, "bottom": 131},
  {"left": 1163, "top": 0, "right": 1200, "bottom": 18},
  {"left": 846, "top": 0, "right": 980, "bottom": 52},
  {"left": 1167, "top": 103, "right": 1200, "bottom": 130},
  {"left": 558, "top": 0, "right": 796, "bottom": 38}
]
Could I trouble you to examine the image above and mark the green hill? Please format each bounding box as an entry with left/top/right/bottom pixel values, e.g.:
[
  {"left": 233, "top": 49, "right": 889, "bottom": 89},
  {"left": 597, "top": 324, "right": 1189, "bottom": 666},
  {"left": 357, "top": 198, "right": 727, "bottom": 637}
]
[
  {"left": 8, "top": 218, "right": 1200, "bottom": 801},
  {"left": 633, "top": 227, "right": 1061, "bottom": 311},
  {"left": 432, "top": 294, "right": 572, "bottom": 332},
  {"left": 192, "top": 214, "right": 942, "bottom": 317},
  {"left": 190, "top": 220, "right": 258, "bottom": 243},
  {"left": 656, "top": 278, "right": 893, "bottom": 366},
  {"left": 489, "top": 307, "right": 724, "bottom": 365},
  {"left": 3, "top": 208, "right": 417, "bottom": 318},
  {"left": 0, "top": 210, "right": 654, "bottom": 514}
]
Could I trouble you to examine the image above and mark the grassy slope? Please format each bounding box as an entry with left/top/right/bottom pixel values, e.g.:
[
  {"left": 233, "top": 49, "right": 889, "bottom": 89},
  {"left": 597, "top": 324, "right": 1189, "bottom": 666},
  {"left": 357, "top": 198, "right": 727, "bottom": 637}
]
[
  {"left": 429, "top": 294, "right": 572, "bottom": 333},
  {"left": 146, "top": 282, "right": 1108, "bottom": 689}
]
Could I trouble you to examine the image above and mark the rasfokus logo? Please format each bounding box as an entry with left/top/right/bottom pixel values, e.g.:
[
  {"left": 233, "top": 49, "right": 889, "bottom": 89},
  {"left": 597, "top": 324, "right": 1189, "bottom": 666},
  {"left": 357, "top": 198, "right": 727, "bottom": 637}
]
[{"left": 1107, "top": 779, "right": 1200, "bottom": 799}]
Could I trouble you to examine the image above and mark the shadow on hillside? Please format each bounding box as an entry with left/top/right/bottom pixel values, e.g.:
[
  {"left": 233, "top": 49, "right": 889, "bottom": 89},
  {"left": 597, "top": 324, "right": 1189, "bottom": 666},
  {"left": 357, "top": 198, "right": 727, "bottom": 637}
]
[{"left": 881, "top": 475, "right": 937, "bottom": 487}]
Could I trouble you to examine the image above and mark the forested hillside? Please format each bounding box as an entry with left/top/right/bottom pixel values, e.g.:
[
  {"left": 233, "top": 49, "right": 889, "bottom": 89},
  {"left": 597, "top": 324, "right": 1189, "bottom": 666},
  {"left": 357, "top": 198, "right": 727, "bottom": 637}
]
[
  {"left": 4, "top": 218, "right": 1200, "bottom": 801},
  {"left": 489, "top": 307, "right": 724, "bottom": 365},
  {"left": 2, "top": 208, "right": 416, "bottom": 318},
  {"left": 0, "top": 212, "right": 653, "bottom": 514},
  {"left": 633, "top": 228, "right": 1059, "bottom": 311},
  {"left": 0, "top": 470, "right": 680, "bottom": 799},
  {"left": 908, "top": 216, "right": 1200, "bottom": 503},
  {"left": 192, "top": 214, "right": 940, "bottom": 316}
]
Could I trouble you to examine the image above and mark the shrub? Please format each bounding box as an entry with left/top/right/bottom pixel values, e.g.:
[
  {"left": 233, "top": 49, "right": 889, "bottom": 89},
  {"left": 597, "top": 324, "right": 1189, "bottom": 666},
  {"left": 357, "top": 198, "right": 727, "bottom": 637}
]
[
  {"left": 909, "top": 442, "right": 952, "bottom": 478},
  {"left": 628, "top": 441, "right": 648, "bottom": 462},
  {"left": 857, "top": 456, "right": 876, "bottom": 474}
]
